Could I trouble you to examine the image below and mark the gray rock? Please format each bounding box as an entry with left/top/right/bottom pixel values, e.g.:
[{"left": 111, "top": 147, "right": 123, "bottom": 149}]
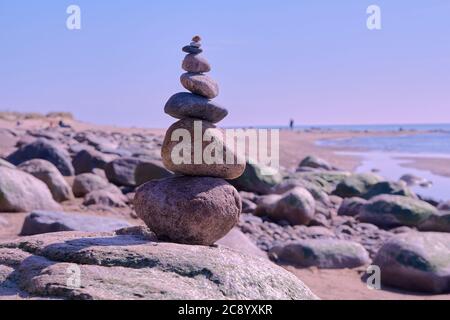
[
  {"left": 72, "top": 173, "right": 110, "bottom": 197},
  {"left": 164, "top": 92, "right": 228, "bottom": 123},
  {"left": 21, "top": 211, "right": 132, "bottom": 236},
  {"left": 134, "top": 159, "right": 173, "bottom": 186},
  {"left": 338, "top": 197, "right": 368, "bottom": 217},
  {"left": 182, "top": 45, "right": 203, "bottom": 54},
  {"left": 180, "top": 73, "right": 219, "bottom": 99},
  {"left": 72, "top": 148, "right": 116, "bottom": 174},
  {"left": 182, "top": 54, "right": 211, "bottom": 73},
  {"left": 438, "top": 201, "right": 450, "bottom": 211},
  {"left": 363, "top": 181, "right": 416, "bottom": 199},
  {"left": 418, "top": 211, "right": 450, "bottom": 233},
  {"left": 135, "top": 176, "right": 241, "bottom": 245},
  {"left": 0, "top": 167, "right": 61, "bottom": 212},
  {"left": 0, "top": 230, "right": 318, "bottom": 300},
  {"left": 229, "top": 161, "right": 282, "bottom": 195},
  {"left": 105, "top": 157, "right": 142, "bottom": 187},
  {"left": 374, "top": 232, "right": 450, "bottom": 293},
  {"left": 270, "top": 239, "right": 370, "bottom": 269},
  {"left": 18, "top": 159, "right": 74, "bottom": 202},
  {"left": 268, "top": 187, "right": 316, "bottom": 226},
  {"left": 333, "top": 173, "right": 383, "bottom": 198},
  {"left": 7, "top": 138, "right": 74, "bottom": 176},
  {"left": 358, "top": 195, "right": 438, "bottom": 228},
  {"left": 161, "top": 118, "right": 245, "bottom": 179},
  {"left": 298, "top": 156, "right": 334, "bottom": 171},
  {"left": 83, "top": 190, "right": 128, "bottom": 208}
]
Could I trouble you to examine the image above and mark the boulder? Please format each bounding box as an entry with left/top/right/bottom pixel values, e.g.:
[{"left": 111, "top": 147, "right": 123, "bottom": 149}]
[
  {"left": 338, "top": 197, "right": 368, "bottom": 217},
  {"left": 333, "top": 173, "right": 383, "bottom": 198},
  {"left": 363, "top": 181, "right": 416, "bottom": 199},
  {"left": 83, "top": 190, "right": 128, "bottom": 208},
  {"left": 134, "top": 176, "right": 241, "bottom": 245},
  {"left": 18, "top": 159, "right": 73, "bottom": 202},
  {"left": 72, "top": 148, "right": 115, "bottom": 174},
  {"left": 134, "top": 160, "right": 173, "bottom": 186},
  {"left": 0, "top": 229, "right": 318, "bottom": 300},
  {"left": 418, "top": 211, "right": 450, "bottom": 233},
  {"left": 270, "top": 239, "right": 370, "bottom": 269},
  {"left": 298, "top": 156, "right": 333, "bottom": 171},
  {"left": 21, "top": 211, "right": 132, "bottom": 236},
  {"left": 268, "top": 187, "right": 316, "bottom": 226},
  {"left": 105, "top": 157, "right": 141, "bottom": 187},
  {"left": 374, "top": 232, "right": 450, "bottom": 293},
  {"left": 229, "top": 161, "right": 282, "bottom": 195},
  {"left": 0, "top": 167, "right": 61, "bottom": 212},
  {"left": 358, "top": 195, "right": 438, "bottom": 229},
  {"left": 7, "top": 138, "right": 74, "bottom": 176},
  {"left": 161, "top": 118, "right": 245, "bottom": 179},
  {"left": 72, "top": 173, "right": 111, "bottom": 197}
]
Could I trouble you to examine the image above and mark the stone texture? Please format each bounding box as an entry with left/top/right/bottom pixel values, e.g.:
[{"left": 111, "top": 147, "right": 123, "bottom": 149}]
[
  {"left": 338, "top": 197, "right": 368, "bottom": 217},
  {"left": 18, "top": 159, "right": 74, "bottom": 202},
  {"left": 134, "top": 176, "right": 241, "bottom": 245},
  {"left": 7, "top": 138, "right": 74, "bottom": 176},
  {"left": 0, "top": 158, "right": 15, "bottom": 169},
  {"left": 298, "top": 156, "right": 334, "bottom": 171},
  {"left": 105, "top": 157, "right": 141, "bottom": 187},
  {"left": 134, "top": 159, "right": 173, "bottom": 186},
  {"left": 358, "top": 195, "right": 438, "bottom": 229},
  {"left": 363, "top": 181, "right": 416, "bottom": 199},
  {"left": 0, "top": 167, "right": 61, "bottom": 213},
  {"left": 72, "top": 173, "right": 111, "bottom": 197},
  {"left": 164, "top": 92, "right": 228, "bottom": 123},
  {"left": 161, "top": 118, "right": 245, "bottom": 179},
  {"left": 270, "top": 239, "right": 371, "bottom": 269},
  {"left": 264, "top": 187, "right": 316, "bottom": 226},
  {"left": 418, "top": 211, "right": 450, "bottom": 233},
  {"left": 182, "top": 54, "right": 211, "bottom": 73},
  {"left": 229, "top": 161, "right": 282, "bottom": 195},
  {"left": 0, "top": 230, "right": 318, "bottom": 300},
  {"left": 180, "top": 73, "right": 219, "bottom": 99},
  {"left": 21, "top": 211, "right": 132, "bottom": 236},
  {"left": 72, "top": 148, "right": 115, "bottom": 174},
  {"left": 216, "top": 228, "right": 267, "bottom": 259},
  {"left": 83, "top": 190, "right": 127, "bottom": 208},
  {"left": 374, "top": 232, "right": 450, "bottom": 293},
  {"left": 333, "top": 173, "right": 382, "bottom": 198}
]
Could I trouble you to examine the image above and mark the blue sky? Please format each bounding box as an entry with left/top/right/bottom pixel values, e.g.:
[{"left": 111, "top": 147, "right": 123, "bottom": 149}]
[{"left": 1, "top": 1, "right": 449, "bottom": 127}]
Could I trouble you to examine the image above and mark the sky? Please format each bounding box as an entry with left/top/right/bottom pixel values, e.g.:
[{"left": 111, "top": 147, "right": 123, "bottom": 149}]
[{"left": 0, "top": 0, "right": 449, "bottom": 128}]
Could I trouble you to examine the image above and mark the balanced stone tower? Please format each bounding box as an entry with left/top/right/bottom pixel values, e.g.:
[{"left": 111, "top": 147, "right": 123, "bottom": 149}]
[{"left": 134, "top": 36, "right": 246, "bottom": 245}]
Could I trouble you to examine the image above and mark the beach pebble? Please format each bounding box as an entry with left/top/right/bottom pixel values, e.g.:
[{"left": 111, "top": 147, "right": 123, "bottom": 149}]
[
  {"left": 180, "top": 73, "right": 219, "bottom": 99},
  {"left": 164, "top": 92, "right": 228, "bottom": 123},
  {"left": 182, "top": 54, "right": 211, "bottom": 73},
  {"left": 183, "top": 45, "right": 203, "bottom": 54}
]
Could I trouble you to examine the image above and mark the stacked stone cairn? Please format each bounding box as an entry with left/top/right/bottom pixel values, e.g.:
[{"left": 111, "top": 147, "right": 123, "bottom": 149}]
[{"left": 135, "top": 36, "right": 246, "bottom": 245}]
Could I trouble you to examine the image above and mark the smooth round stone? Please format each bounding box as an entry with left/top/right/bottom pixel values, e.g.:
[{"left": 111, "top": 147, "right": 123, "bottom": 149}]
[
  {"left": 161, "top": 118, "right": 246, "bottom": 179},
  {"left": 182, "top": 45, "right": 203, "bottom": 54},
  {"left": 180, "top": 73, "right": 219, "bottom": 99},
  {"left": 134, "top": 176, "right": 242, "bottom": 245},
  {"left": 164, "top": 92, "right": 228, "bottom": 123},
  {"left": 182, "top": 54, "right": 211, "bottom": 73},
  {"left": 190, "top": 41, "right": 201, "bottom": 48}
]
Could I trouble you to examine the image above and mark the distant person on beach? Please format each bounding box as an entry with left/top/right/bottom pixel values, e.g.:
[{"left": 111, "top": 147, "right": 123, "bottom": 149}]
[{"left": 289, "top": 119, "right": 294, "bottom": 130}]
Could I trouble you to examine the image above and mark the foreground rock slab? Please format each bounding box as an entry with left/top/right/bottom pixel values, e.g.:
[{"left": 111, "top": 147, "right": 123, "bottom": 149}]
[
  {"left": 374, "top": 232, "right": 450, "bottom": 294},
  {"left": 0, "top": 230, "right": 318, "bottom": 300}
]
